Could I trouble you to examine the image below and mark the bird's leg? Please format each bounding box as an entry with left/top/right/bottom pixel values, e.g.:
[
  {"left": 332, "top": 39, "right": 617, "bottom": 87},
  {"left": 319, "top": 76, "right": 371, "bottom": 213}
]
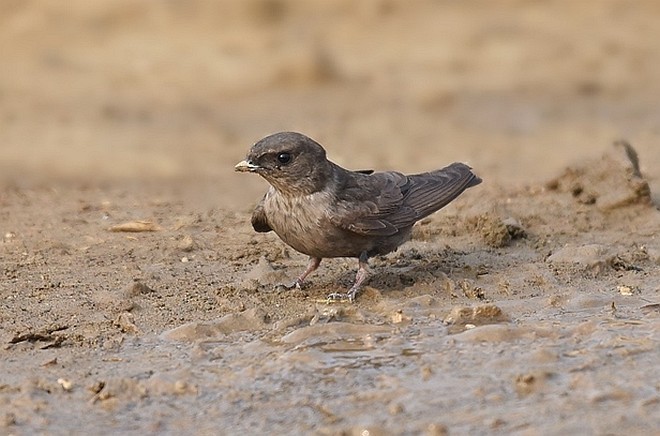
[
  {"left": 283, "top": 256, "right": 321, "bottom": 289},
  {"left": 346, "top": 259, "right": 370, "bottom": 301},
  {"left": 328, "top": 252, "right": 370, "bottom": 302}
]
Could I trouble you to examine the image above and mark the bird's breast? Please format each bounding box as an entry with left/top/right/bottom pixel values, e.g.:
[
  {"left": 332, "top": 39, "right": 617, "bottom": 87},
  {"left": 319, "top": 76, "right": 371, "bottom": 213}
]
[
  {"left": 262, "top": 188, "right": 410, "bottom": 259},
  {"left": 263, "top": 189, "right": 351, "bottom": 258}
]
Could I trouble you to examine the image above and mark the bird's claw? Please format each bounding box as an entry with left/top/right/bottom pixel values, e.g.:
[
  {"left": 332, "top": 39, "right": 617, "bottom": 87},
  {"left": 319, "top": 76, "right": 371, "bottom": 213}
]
[
  {"left": 326, "top": 292, "right": 352, "bottom": 302},
  {"left": 326, "top": 288, "right": 358, "bottom": 303},
  {"left": 277, "top": 280, "right": 302, "bottom": 291}
]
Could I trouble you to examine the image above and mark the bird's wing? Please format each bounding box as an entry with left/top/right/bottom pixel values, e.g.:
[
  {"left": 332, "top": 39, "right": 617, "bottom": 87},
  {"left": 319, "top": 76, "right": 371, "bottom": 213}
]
[
  {"left": 328, "top": 163, "right": 481, "bottom": 236},
  {"left": 328, "top": 171, "right": 417, "bottom": 236},
  {"left": 251, "top": 195, "right": 272, "bottom": 233}
]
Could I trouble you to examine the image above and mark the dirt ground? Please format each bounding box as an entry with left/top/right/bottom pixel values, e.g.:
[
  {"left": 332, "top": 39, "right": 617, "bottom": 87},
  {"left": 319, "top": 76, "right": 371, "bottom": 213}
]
[{"left": 1, "top": 1, "right": 659, "bottom": 434}]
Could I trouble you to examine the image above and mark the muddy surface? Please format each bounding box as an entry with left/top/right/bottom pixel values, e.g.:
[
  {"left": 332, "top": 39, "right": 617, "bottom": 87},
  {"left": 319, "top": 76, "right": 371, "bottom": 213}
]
[{"left": 1, "top": 1, "right": 660, "bottom": 434}]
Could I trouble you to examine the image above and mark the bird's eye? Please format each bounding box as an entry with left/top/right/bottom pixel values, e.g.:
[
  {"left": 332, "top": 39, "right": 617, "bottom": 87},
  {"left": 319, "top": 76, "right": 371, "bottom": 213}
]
[{"left": 277, "top": 152, "right": 291, "bottom": 164}]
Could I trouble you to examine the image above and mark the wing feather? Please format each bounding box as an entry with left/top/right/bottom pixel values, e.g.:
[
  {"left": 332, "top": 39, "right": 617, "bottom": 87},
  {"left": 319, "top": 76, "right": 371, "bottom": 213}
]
[
  {"left": 251, "top": 195, "right": 272, "bottom": 233},
  {"left": 328, "top": 163, "right": 481, "bottom": 236}
]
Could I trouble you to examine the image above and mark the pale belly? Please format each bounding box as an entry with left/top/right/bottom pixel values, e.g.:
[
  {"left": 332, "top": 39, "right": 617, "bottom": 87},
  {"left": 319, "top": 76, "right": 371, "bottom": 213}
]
[{"left": 262, "top": 189, "right": 410, "bottom": 259}]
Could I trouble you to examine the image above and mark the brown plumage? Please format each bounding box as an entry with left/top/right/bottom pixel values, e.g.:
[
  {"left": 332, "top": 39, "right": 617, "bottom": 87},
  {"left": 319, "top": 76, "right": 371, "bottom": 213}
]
[{"left": 235, "top": 132, "right": 482, "bottom": 301}]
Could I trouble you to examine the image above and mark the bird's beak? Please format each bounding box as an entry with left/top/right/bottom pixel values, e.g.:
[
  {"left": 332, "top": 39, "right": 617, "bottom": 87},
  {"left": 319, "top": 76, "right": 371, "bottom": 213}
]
[{"left": 234, "top": 160, "right": 261, "bottom": 173}]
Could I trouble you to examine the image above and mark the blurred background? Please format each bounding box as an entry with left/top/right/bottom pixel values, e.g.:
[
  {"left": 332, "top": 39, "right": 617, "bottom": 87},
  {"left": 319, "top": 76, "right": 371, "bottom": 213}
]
[{"left": 1, "top": 0, "right": 659, "bottom": 206}]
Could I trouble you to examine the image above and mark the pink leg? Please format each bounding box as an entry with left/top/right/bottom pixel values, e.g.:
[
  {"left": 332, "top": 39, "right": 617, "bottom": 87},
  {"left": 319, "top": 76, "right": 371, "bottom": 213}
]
[
  {"left": 328, "top": 252, "right": 370, "bottom": 302},
  {"left": 287, "top": 256, "right": 321, "bottom": 289}
]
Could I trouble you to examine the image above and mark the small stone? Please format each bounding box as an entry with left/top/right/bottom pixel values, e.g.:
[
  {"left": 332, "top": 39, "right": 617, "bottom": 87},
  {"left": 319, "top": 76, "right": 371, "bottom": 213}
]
[
  {"left": 443, "top": 304, "right": 508, "bottom": 326},
  {"left": 514, "top": 371, "right": 553, "bottom": 396},
  {"left": 177, "top": 235, "right": 196, "bottom": 252},
  {"left": 114, "top": 312, "right": 139, "bottom": 334},
  {"left": 473, "top": 213, "right": 511, "bottom": 248},
  {"left": 420, "top": 365, "right": 434, "bottom": 381},
  {"left": 388, "top": 403, "right": 404, "bottom": 415},
  {"left": 391, "top": 310, "right": 409, "bottom": 324},
  {"left": 122, "top": 280, "right": 154, "bottom": 297},
  {"left": 174, "top": 380, "right": 188, "bottom": 395},
  {"left": 426, "top": 423, "right": 449, "bottom": 436},
  {"left": 502, "top": 217, "right": 527, "bottom": 239},
  {"left": 57, "top": 378, "right": 73, "bottom": 391},
  {"left": 108, "top": 220, "right": 160, "bottom": 232},
  {"left": 617, "top": 285, "right": 637, "bottom": 296}
]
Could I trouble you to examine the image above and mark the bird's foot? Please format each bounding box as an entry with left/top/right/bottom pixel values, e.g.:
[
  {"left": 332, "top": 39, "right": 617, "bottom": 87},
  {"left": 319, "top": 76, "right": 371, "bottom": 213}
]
[
  {"left": 325, "top": 292, "right": 352, "bottom": 303},
  {"left": 276, "top": 257, "right": 321, "bottom": 291},
  {"left": 326, "top": 286, "right": 359, "bottom": 303},
  {"left": 327, "top": 254, "right": 369, "bottom": 302},
  {"left": 276, "top": 279, "right": 303, "bottom": 291}
]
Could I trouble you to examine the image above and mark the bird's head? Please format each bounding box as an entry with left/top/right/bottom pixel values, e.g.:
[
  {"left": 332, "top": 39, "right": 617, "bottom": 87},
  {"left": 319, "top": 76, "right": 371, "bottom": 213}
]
[{"left": 235, "top": 132, "right": 332, "bottom": 195}]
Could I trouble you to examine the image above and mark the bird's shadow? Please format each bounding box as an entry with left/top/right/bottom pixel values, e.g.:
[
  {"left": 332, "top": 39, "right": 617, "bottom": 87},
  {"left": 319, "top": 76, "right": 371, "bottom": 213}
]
[{"left": 334, "top": 246, "right": 478, "bottom": 293}]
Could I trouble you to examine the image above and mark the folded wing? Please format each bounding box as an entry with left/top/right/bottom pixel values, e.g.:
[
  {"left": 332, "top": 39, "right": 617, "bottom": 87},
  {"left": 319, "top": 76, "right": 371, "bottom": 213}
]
[
  {"left": 251, "top": 195, "right": 272, "bottom": 233},
  {"left": 329, "top": 163, "right": 481, "bottom": 236}
]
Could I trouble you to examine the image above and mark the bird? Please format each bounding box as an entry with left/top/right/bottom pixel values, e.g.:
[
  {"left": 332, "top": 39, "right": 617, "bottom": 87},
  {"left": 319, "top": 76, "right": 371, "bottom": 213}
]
[{"left": 235, "top": 132, "right": 482, "bottom": 301}]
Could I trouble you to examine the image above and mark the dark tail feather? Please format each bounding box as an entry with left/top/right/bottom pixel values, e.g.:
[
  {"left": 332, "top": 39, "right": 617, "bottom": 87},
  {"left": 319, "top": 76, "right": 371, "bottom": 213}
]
[{"left": 403, "top": 162, "right": 481, "bottom": 219}]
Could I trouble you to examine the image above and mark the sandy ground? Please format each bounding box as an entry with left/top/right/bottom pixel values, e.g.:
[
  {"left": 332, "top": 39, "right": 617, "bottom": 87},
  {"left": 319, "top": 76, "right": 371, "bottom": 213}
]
[{"left": 1, "top": 1, "right": 659, "bottom": 434}]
